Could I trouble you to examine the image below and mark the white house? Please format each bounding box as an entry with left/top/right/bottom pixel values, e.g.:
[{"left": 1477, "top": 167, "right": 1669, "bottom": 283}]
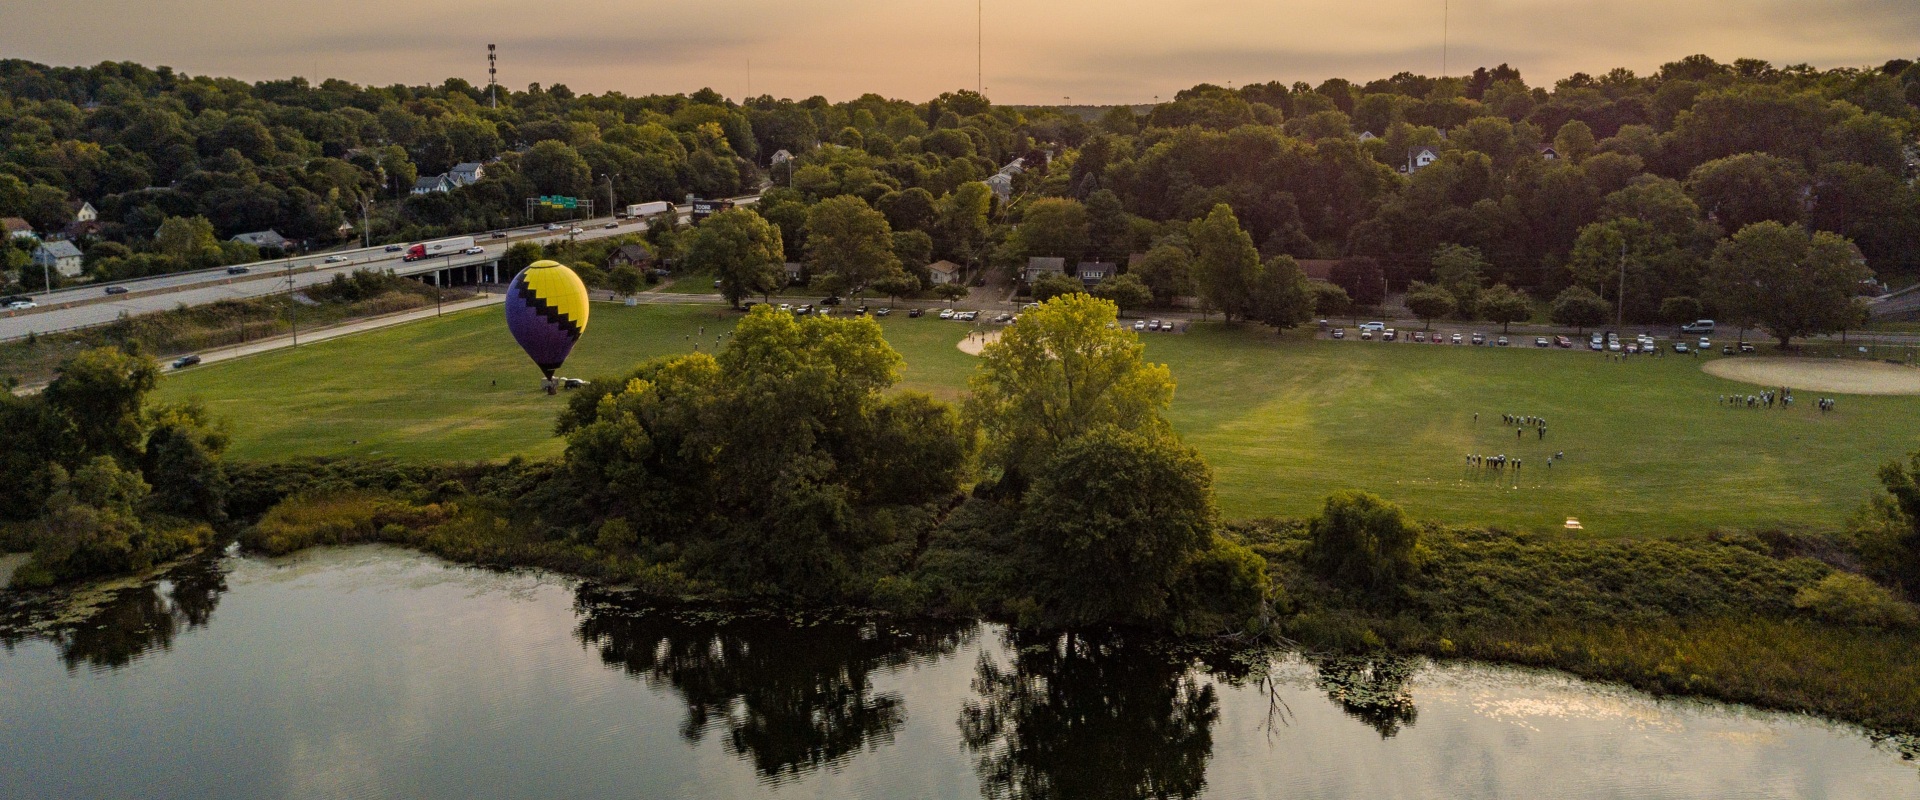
[
  {"left": 411, "top": 174, "right": 453, "bottom": 194},
  {"left": 1357, "top": 131, "right": 1378, "bottom": 142},
  {"left": 1404, "top": 147, "right": 1439, "bottom": 173},
  {"left": 32, "top": 240, "right": 84, "bottom": 278},
  {"left": 448, "top": 163, "right": 486, "bottom": 186},
  {"left": 73, "top": 201, "right": 97, "bottom": 223},
  {"left": 2, "top": 217, "right": 34, "bottom": 240},
  {"left": 928, "top": 260, "right": 962, "bottom": 285}
]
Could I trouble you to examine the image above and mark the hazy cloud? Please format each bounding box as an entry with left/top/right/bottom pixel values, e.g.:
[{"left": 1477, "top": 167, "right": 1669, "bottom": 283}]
[{"left": 1, "top": 0, "right": 1914, "bottom": 102}]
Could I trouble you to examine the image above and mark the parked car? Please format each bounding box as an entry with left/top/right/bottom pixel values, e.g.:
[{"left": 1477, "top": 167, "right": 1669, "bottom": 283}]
[
  {"left": 1359, "top": 321, "right": 1385, "bottom": 332},
  {"left": 1413, "top": 331, "right": 1426, "bottom": 342},
  {"left": 938, "top": 308, "right": 955, "bottom": 319},
  {"left": 1739, "top": 342, "right": 1756, "bottom": 353},
  {"left": 1451, "top": 333, "right": 1463, "bottom": 344},
  {"left": 994, "top": 313, "right": 1012, "bottom": 324},
  {"left": 817, "top": 308, "right": 833, "bottom": 317},
  {"left": 1554, "top": 336, "right": 1572, "bottom": 348},
  {"left": 1535, "top": 337, "right": 1550, "bottom": 347},
  {"left": 171, "top": 354, "right": 201, "bottom": 369},
  {"left": 1471, "top": 332, "right": 1486, "bottom": 345},
  {"left": 324, "top": 255, "right": 349, "bottom": 263},
  {"left": 854, "top": 305, "right": 868, "bottom": 315},
  {"left": 1133, "top": 320, "right": 1147, "bottom": 331},
  {"left": 1382, "top": 329, "right": 1397, "bottom": 341},
  {"left": 104, "top": 285, "right": 129, "bottom": 295},
  {"left": 820, "top": 296, "right": 841, "bottom": 306},
  {"left": 1673, "top": 342, "right": 1690, "bottom": 353},
  {"left": 1497, "top": 335, "right": 1510, "bottom": 346},
  {"left": 1360, "top": 329, "right": 1374, "bottom": 340},
  {"left": 1148, "top": 320, "right": 1162, "bottom": 331},
  {"left": 562, "top": 378, "right": 588, "bottom": 389},
  {"left": 6, "top": 299, "right": 37, "bottom": 310},
  {"left": 874, "top": 308, "right": 891, "bottom": 317},
  {"left": 462, "top": 246, "right": 484, "bottom": 254},
  {"left": 1331, "top": 328, "right": 1345, "bottom": 339},
  {"left": 1699, "top": 337, "right": 1712, "bottom": 350},
  {"left": 777, "top": 303, "right": 792, "bottom": 312},
  {"left": 1680, "top": 319, "right": 1716, "bottom": 334},
  {"left": 1608, "top": 340, "right": 1623, "bottom": 352},
  {"left": 795, "top": 304, "right": 813, "bottom": 315},
  {"left": 907, "top": 308, "right": 924, "bottom": 318}
]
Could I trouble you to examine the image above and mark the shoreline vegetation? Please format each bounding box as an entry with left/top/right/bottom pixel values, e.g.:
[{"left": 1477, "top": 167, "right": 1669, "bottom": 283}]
[{"left": 5, "top": 296, "right": 1920, "bottom": 758}]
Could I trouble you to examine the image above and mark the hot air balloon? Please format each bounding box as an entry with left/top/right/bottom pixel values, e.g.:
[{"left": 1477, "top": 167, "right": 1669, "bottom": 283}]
[{"left": 505, "top": 259, "right": 590, "bottom": 392}]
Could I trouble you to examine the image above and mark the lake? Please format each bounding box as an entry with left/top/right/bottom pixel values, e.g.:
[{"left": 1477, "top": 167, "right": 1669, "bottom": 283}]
[{"left": 1, "top": 545, "right": 1913, "bottom": 799}]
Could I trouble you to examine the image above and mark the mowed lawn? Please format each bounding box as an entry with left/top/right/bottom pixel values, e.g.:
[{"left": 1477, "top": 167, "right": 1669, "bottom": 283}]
[{"left": 156, "top": 302, "right": 1920, "bottom": 536}]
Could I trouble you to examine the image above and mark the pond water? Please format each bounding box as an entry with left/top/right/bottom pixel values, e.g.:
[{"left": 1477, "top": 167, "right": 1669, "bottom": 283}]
[{"left": 0, "top": 546, "right": 1913, "bottom": 800}]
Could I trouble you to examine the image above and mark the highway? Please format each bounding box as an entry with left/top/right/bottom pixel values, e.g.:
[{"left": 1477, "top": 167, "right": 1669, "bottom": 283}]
[{"left": 0, "top": 196, "right": 756, "bottom": 341}]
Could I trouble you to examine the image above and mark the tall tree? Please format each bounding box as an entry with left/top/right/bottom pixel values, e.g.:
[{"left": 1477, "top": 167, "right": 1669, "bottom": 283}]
[
  {"left": 1477, "top": 283, "right": 1533, "bottom": 332},
  {"left": 682, "top": 208, "right": 786, "bottom": 306},
  {"left": 1011, "top": 198, "right": 1091, "bottom": 262},
  {"left": 806, "top": 195, "right": 903, "bottom": 297},
  {"left": 1706, "top": 222, "right": 1873, "bottom": 347},
  {"left": 1188, "top": 204, "right": 1260, "bottom": 322}
]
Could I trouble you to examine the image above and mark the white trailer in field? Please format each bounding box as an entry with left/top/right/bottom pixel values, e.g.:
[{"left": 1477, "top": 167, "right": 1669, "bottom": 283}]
[{"left": 625, "top": 201, "right": 672, "bottom": 219}]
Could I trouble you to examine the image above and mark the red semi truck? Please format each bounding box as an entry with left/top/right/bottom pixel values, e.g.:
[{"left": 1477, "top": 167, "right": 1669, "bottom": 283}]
[{"left": 402, "top": 236, "right": 476, "bottom": 262}]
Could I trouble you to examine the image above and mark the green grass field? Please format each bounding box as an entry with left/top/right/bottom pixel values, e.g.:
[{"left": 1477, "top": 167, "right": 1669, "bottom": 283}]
[{"left": 154, "top": 302, "right": 1920, "bottom": 536}]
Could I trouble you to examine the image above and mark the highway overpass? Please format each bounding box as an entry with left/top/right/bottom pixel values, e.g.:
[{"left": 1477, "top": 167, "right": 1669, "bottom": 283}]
[{"left": 0, "top": 197, "right": 755, "bottom": 342}]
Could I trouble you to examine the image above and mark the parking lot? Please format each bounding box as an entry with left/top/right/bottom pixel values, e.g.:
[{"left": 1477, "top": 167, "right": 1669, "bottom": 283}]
[{"left": 1319, "top": 321, "right": 1757, "bottom": 356}]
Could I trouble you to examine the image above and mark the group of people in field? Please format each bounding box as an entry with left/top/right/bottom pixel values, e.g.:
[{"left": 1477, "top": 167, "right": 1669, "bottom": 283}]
[
  {"left": 1502, "top": 412, "right": 1548, "bottom": 440},
  {"left": 1716, "top": 386, "right": 1840, "bottom": 413}
]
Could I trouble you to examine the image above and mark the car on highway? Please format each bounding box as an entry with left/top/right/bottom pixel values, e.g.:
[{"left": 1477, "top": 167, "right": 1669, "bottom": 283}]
[
  {"left": 385, "top": 245, "right": 404, "bottom": 252},
  {"left": 226, "top": 266, "right": 251, "bottom": 274},
  {"left": 544, "top": 223, "right": 560, "bottom": 231},
  {"left": 6, "top": 299, "right": 37, "bottom": 310},
  {"left": 462, "top": 246, "right": 485, "bottom": 254},
  {"left": 568, "top": 227, "right": 584, "bottom": 234},
  {"left": 324, "top": 255, "right": 349, "bottom": 263},
  {"left": 171, "top": 354, "right": 201, "bottom": 369},
  {"left": 604, "top": 222, "right": 618, "bottom": 229},
  {"left": 491, "top": 232, "right": 508, "bottom": 239},
  {"left": 104, "top": 285, "right": 129, "bottom": 295}
]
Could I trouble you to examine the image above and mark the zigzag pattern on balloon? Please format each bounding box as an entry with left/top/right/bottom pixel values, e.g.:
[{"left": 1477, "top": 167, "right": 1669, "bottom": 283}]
[{"left": 514, "top": 280, "right": 583, "bottom": 340}]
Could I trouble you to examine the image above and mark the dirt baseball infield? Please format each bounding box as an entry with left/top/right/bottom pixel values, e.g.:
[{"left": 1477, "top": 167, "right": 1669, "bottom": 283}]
[{"left": 1702, "top": 357, "right": 1920, "bottom": 395}]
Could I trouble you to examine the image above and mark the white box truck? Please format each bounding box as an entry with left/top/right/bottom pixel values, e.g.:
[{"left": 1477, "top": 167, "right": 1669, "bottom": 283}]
[{"left": 625, "top": 201, "right": 671, "bottom": 219}]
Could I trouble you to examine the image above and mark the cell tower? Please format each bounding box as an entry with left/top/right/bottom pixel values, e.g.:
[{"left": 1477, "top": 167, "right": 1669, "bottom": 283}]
[{"left": 487, "top": 44, "right": 498, "bottom": 108}]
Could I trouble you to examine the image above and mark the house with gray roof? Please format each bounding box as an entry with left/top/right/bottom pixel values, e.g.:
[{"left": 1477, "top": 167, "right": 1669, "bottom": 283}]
[
  {"left": 1022, "top": 257, "right": 1066, "bottom": 283},
  {"left": 412, "top": 174, "right": 453, "bottom": 194},
  {"left": 32, "top": 240, "right": 84, "bottom": 277},
  {"left": 1076, "top": 261, "right": 1116, "bottom": 286},
  {"left": 928, "top": 260, "right": 963, "bottom": 285},
  {"left": 448, "top": 163, "right": 487, "bottom": 186},
  {"left": 231, "top": 230, "right": 289, "bottom": 249}
]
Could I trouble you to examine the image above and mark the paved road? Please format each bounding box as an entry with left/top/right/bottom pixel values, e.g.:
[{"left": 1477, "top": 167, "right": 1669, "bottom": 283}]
[{"left": 0, "top": 196, "right": 757, "bottom": 342}]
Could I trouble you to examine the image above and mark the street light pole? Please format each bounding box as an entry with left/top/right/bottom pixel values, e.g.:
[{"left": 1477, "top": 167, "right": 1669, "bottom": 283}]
[{"left": 285, "top": 263, "right": 299, "bottom": 346}]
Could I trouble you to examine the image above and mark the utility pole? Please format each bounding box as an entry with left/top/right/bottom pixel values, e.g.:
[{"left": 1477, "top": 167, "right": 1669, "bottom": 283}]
[
  {"left": 356, "top": 190, "right": 373, "bottom": 249},
  {"left": 1616, "top": 239, "right": 1628, "bottom": 329},
  {"left": 285, "top": 262, "right": 299, "bottom": 346},
  {"left": 603, "top": 173, "right": 618, "bottom": 221}
]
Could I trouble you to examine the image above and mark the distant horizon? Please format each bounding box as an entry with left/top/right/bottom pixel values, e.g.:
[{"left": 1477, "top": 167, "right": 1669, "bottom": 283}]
[{"left": 3, "top": 1, "right": 1916, "bottom": 104}]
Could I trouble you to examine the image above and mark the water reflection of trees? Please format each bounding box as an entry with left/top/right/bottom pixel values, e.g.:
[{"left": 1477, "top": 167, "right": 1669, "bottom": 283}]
[
  {"left": 1309, "top": 654, "right": 1420, "bottom": 738},
  {"left": 0, "top": 555, "right": 228, "bottom": 671},
  {"left": 572, "top": 587, "right": 970, "bottom": 783},
  {"left": 960, "top": 630, "right": 1217, "bottom": 800}
]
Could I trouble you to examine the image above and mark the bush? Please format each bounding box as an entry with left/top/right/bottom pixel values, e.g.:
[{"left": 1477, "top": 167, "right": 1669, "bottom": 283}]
[
  {"left": 1308, "top": 491, "right": 1422, "bottom": 598},
  {"left": 242, "top": 491, "right": 452, "bottom": 555},
  {"left": 1793, "top": 573, "right": 1919, "bottom": 628},
  {"left": 1170, "top": 533, "right": 1275, "bottom": 636}
]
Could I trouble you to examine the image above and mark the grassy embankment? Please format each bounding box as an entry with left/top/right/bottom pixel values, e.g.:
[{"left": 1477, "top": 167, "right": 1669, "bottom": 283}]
[
  {"left": 1, "top": 276, "right": 466, "bottom": 387},
  {"left": 156, "top": 301, "right": 1920, "bottom": 536}
]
